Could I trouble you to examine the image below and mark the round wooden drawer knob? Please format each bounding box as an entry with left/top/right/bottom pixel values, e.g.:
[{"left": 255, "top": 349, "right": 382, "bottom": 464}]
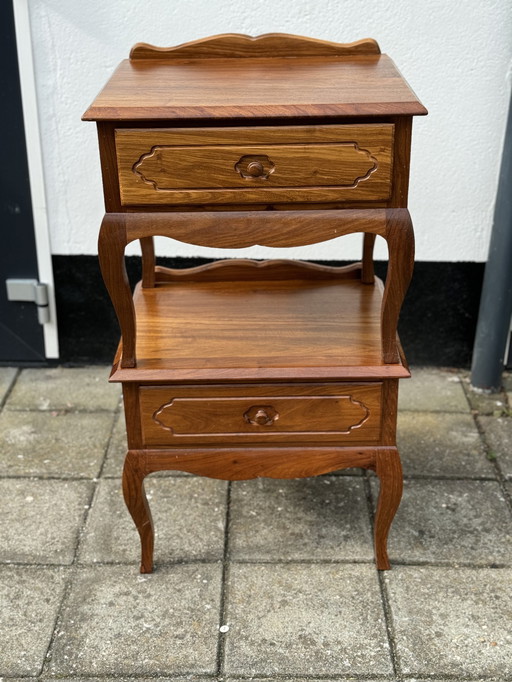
[
  {"left": 243, "top": 405, "right": 279, "bottom": 426},
  {"left": 246, "top": 161, "right": 264, "bottom": 177},
  {"left": 235, "top": 154, "right": 275, "bottom": 180}
]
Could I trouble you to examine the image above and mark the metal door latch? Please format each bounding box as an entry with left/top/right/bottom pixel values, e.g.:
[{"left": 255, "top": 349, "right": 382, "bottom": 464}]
[{"left": 5, "top": 279, "right": 50, "bottom": 324}]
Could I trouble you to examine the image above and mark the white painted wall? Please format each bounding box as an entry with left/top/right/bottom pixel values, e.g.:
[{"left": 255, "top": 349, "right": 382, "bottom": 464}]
[{"left": 27, "top": 0, "right": 512, "bottom": 262}]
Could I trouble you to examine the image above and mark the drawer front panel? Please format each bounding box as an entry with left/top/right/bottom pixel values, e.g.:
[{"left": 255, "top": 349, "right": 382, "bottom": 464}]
[
  {"left": 116, "top": 125, "right": 393, "bottom": 206},
  {"left": 140, "top": 383, "right": 382, "bottom": 445}
]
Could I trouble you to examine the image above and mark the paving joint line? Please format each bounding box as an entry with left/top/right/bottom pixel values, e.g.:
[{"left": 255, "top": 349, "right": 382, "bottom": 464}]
[
  {"left": 0, "top": 367, "right": 21, "bottom": 412},
  {"left": 0, "top": 668, "right": 487, "bottom": 679},
  {"left": 69, "top": 399, "right": 122, "bottom": 566},
  {"left": 459, "top": 369, "right": 510, "bottom": 414},
  {"left": 8, "top": 670, "right": 512, "bottom": 681},
  {"left": 362, "top": 471, "right": 400, "bottom": 678},
  {"left": 377, "top": 569, "right": 402, "bottom": 680},
  {"left": 2, "top": 406, "right": 121, "bottom": 414},
  {"left": 33, "top": 672, "right": 396, "bottom": 682},
  {"left": 471, "top": 412, "right": 512, "bottom": 517},
  {"left": 215, "top": 480, "right": 232, "bottom": 676},
  {"left": 38, "top": 563, "right": 76, "bottom": 676},
  {"left": 3, "top": 556, "right": 512, "bottom": 570},
  {"left": 38, "top": 404, "right": 121, "bottom": 676},
  {"left": 0, "top": 471, "right": 502, "bottom": 482}
]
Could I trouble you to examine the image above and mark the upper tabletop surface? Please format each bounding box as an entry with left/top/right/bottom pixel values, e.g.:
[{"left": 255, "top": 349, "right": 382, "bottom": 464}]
[{"left": 82, "top": 34, "right": 426, "bottom": 121}]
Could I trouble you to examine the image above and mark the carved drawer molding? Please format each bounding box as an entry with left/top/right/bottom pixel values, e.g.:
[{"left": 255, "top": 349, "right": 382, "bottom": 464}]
[
  {"left": 140, "top": 383, "right": 382, "bottom": 446},
  {"left": 115, "top": 124, "right": 394, "bottom": 205}
]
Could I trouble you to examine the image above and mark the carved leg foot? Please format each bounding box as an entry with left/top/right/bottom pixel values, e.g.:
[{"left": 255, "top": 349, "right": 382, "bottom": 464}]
[
  {"left": 374, "top": 447, "right": 403, "bottom": 570},
  {"left": 122, "top": 450, "right": 154, "bottom": 573}
]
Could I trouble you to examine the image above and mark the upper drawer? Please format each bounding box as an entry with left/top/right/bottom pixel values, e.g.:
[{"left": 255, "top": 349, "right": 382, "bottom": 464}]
[{"left": 115, "top": 125, "right": 394, "bottom": 206}]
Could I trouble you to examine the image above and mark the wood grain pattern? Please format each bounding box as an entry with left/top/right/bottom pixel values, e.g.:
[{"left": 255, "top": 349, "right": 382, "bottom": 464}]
[
  {"left": 97, "top": 216, "right": 136, "bottom": 367},
  {"left": 130, "top": 33, "right": 381, "bottom": 60},
  {"left": 97, "top": 122, "right": 122, "bottom": 211},
  {"left": 99, "top": 209, "right": 412, "bottom": 371},
  {"left": 142, "top": 445, "right": 380, "bottom": 478},
  {"left": 374, "top": 447, "right": 403, "bottom": 570},
  {"left": 82, "top": 55, "right": 427, "bottom": 121},
  {"left": 122, "top": 383, "right": 143, "bottom": 448},
  {"left": 140, "top": 236, "right": 155, "bottom": 287},
  {"left": 139, "top": 382, "right": 382, "bottom": 445},
  {"left": 362, "top": 232, "right": 376, "bottom": 284},
  {"left": 389, "top": 116, "right": 412, "bottom": 207},
  {"left": 121, "top": 443, "right": 395, "bottom": 572},
  {"left": 111, "top": 360, "right": 410, "bottom": 384},
  {"left": 380, "top": 209, "right": 415, "bottom": 362},
  {"left": 90, "top": 35, "right": 425, "bottom": 573},
  {"left": 154, "top": 259, "right": 363, "bottom": 283},
  {"left": 121, "top": 208, "right": 388, "bottom": 248},
  {"left": 380, "top": 378, "right": 399, "bottom": 446},
  {"left": 131, "top": 278, "right": 384, "bottom": 370},
  {"left": 116, "top": 124, "right": 394, "bottom": 206},
  {"left": 123, "top": 450, "right": 154, "bottom": 573}
]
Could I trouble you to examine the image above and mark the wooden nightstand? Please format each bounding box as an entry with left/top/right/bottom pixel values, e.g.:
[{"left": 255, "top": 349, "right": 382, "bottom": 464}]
[{"left": 83, "top": 34, "right": 426, "bottom": 573}]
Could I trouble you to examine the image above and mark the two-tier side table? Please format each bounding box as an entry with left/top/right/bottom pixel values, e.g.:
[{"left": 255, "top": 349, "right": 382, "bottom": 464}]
[{"left": 83, "top": 33, "right": 427, "bottom": 573}]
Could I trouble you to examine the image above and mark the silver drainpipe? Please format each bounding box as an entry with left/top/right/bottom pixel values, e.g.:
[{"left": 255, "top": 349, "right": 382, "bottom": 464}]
[{"left": 470, "top": 92, "right": 512, "bottom": 391}]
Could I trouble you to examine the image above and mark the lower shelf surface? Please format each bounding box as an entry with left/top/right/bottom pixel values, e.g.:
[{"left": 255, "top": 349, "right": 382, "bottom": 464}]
[{"left": 111, "top": 275, "right": 409, "bottom": 382}]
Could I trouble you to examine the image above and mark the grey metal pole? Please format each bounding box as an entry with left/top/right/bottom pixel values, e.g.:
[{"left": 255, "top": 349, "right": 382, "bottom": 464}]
[{"left": 470, "top": 91, "right": 512, "bottom": 391}]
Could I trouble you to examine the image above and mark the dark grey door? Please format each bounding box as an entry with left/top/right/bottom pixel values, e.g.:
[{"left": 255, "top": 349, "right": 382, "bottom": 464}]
[{"left": 0, "top": 0, "right": 45, "bottom": 362}]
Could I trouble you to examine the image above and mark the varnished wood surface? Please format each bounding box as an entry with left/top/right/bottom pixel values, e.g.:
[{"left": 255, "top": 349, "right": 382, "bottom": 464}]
[
  {"left": 111, "top": 359, "right": 410, "bottom": 383},
  {"left": 140, "top": 236, "right": 155, "bottom": 288},
  {"left": 380, "top": 209, "right": 415, "bottom": 362},
  {"left": 139, "top": 382, "right": 382, "bottom": 445},
  {"left": 153, "top": 259, "right": 363, "bottom": 283},
  {"left": 116, "top": 124, "right": 393, "bottom": 205},
  {"left": 120, "top": 208, "right": 389, "bottom": 248},
  {"left": 130, "top": 33, "right": 381, "bottom": 60},
  {"left": 374, "top": 447, "right": 403, "bottom": 569},
  {"left": 90, "top": 36, "right": 423, "bottom": 572},
  {"left": 97, "top": 216, "right": 136, "bottom": 367},
  {"left": 122, "top": 442, "right": 400, "bottom": 571},
  {"left": 123, "top": 451, "right": 154, "bottom": 573},
  {"left": 83, "top": 55, "right": 426, "bottom": 121},
  {"left": 127, "top": 277, "right": 392, "bottom": 374},
  {"left": 99, "top": 210, "right": 413, "bottom": 370}
]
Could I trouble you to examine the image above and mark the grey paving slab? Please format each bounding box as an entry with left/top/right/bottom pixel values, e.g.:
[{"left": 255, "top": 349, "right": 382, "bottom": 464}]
[
  {"left": 398, "top": 368, "right": 468, "bottom": 412},
  {"left": 6, "top": 366, "right": 120, "bottom": 411},
  {"left": 101, "top": 411, "right": 127, "bottom": 477},
  {"left": 479, "top": 415, "right": 512, "bottom": 480},
  {"left": 397, "top": 411, "right": 494, "bottom": 478},
  {"left": 78, "top": 477, "right": 227, "bottom": 564},
  {"left": 0, "top": 566, "right": 68, "bottom": 676},
  {"left": 42, "top": 679, "right": 181, "bottom": 682},
  {"left": 223, "top": 563, "right": 392, "bottom": 676},
  {"left": 0, "top": 410, "right": 113, "bottom": 477},
  {"left": 370, "top": 478, "right": 512, "bottom": 565},
  {"left": 0, "top": 479, "right": 92, "bottom": 564},
  {"left": 385, "top": 566, "right": 512, "bottom": 677},
  {"left": 226, "top": 679, "right": 502, "bottom": 682},
  {"left": 504, "top": 372, "right": 512, "bottom": 406},
  {"left": 0, "top": 366, "right": 17, "bottom": 405},
  {"left": 460, "top": 372, "right": 509, "bottom": 416},
  {"left": 49, "top": 564, "right": 222, "bottom": 676},
  {"left": 229, "top": 477, "right": 373, "bottom": 561}
]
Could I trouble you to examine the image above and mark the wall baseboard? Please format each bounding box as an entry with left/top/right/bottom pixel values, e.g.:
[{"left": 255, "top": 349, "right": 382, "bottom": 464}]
[{"left": 52, "top": 255, "right": 484, "bottom": 368}]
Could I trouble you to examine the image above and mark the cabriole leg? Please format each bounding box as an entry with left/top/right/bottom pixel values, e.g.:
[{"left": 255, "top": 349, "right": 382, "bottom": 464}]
[
  {"left": 374, "top": 447, "right": 403, "bottom": 570},
  {"left": 122, "top": 450, "right": 154, "bottom": 573}
]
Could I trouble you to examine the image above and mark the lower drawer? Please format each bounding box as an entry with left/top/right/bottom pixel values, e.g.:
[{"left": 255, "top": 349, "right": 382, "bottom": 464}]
[{"left": 139, "top": 383, "right": 382, "bottom": 445}]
